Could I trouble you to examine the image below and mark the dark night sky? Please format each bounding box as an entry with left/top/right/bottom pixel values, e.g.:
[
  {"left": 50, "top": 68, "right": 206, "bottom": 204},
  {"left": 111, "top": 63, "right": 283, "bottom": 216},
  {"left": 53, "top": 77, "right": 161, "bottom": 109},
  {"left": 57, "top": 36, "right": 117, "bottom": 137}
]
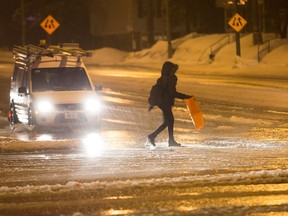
[
  {"left": 0, "top": 0, "right": 288, "bottom": 49},
  {"left": 0, "top": 0, "right": 91, "bottom": 48}
]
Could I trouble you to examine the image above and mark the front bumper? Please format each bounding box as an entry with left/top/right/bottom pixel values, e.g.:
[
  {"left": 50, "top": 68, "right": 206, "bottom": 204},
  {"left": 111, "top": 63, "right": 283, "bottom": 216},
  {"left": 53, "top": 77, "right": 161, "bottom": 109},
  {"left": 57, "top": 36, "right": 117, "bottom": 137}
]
[{"left": 34, "top": 110, "right": 100, "bottom": 128}]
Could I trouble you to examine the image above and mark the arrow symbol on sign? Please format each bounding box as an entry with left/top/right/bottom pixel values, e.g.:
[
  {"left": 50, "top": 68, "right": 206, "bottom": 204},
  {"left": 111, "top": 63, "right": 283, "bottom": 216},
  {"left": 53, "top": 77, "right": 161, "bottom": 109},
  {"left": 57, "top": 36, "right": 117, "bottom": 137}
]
[
  {"left": 233, "top": 18, "right": 236, "bottom": 26},
  {"left": 50, "top": 20, "right": 55, "bottom": 28},
  {"left": 238, "top": 18, "right": 242, "bottom": 26},
  {"left": 45, "top": 19, "right": 55, "bottom": 29}
]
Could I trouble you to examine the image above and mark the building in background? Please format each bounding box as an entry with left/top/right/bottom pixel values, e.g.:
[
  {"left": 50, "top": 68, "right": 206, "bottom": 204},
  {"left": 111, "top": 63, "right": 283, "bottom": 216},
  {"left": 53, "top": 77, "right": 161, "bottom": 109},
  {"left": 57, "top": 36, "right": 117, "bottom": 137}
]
[
  {"left": 0, "top": 0, "right": 287, "bottom": 50},
  {"left": 90, "top": 0, "right": 167, "bottom": 51},
  {"left": 89, "top": 0, "right": 224, "bottom": 51},
  {"left": 90, "top": 0, "right": 288, "bottom": 51}
]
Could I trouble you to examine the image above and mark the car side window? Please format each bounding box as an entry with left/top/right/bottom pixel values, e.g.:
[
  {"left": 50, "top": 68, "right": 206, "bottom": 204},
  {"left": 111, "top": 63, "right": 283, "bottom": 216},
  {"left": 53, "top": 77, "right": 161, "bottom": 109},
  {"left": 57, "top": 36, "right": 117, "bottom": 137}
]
[
  {"left": 22, "top": 69, "right": 28, "bottom": 88},
  {"left": 15, "top": 66, "right": 24, "bottom": 90},
  {"left": 12, "top": 65, "right": 19, "bottom": 82}
]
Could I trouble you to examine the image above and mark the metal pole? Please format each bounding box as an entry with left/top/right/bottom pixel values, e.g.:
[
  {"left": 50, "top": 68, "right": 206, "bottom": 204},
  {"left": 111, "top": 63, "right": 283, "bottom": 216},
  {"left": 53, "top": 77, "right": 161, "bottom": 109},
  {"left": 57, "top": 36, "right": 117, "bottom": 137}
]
[
  {"left": 147, "top": 0, "right": 154, "bottom": 47},
  {"left": 234, "top": 0, "right": 241, "bottom": 56},
  {"left": 236, "top": 32, "right": 241, "bottom": 56},
  {"left": 252, "top": 0, "right": 260, "bottom": 45},
  {"left": 165, "top": 0, "right": 173, "bottom": 58}
]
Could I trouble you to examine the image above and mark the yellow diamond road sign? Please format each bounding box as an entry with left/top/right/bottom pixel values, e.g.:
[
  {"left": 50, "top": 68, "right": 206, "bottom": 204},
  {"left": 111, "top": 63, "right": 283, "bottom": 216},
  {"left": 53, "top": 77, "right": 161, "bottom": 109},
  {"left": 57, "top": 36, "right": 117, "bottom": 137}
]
[
  {"left": 40, "top": 15, "right": 60, "bottom": 35},
  {"left": 228, "top": 13, "right": 247, "bottom": 32}
]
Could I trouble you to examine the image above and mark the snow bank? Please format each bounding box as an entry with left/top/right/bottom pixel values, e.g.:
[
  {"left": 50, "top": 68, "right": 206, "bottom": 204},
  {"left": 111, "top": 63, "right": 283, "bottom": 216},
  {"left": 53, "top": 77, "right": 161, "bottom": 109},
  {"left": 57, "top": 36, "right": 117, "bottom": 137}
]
[
  {"left": 81, "top": 33, "right": 288, "bottom": 78},
  {"left": 173, "top": 33, "right": 226, "bottom": 64},
  {"left": 125, "top": 40, "right": 168, "bottom": 63},
  {"left": 84, "top": 47, "right": 128, "bottom": 66},
  {"left": 1, "top": 169, "right": 287, "bottom": 194},
  {"left": 2, "top": 32, "right": 288, "bottom": 75},
  {"left": 262, "top": 43, "right": 288, "bottom": 66}
]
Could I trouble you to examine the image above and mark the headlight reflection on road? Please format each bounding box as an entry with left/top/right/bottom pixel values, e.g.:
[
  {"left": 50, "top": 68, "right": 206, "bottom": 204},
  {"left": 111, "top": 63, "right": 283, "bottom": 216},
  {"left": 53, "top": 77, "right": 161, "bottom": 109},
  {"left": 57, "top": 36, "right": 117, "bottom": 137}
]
[
  {"left": 37, "top": 134, "right": 53, "bottom": 141},
  {"left": 82, "top": 133, "right": 105, "bottom": 157}
]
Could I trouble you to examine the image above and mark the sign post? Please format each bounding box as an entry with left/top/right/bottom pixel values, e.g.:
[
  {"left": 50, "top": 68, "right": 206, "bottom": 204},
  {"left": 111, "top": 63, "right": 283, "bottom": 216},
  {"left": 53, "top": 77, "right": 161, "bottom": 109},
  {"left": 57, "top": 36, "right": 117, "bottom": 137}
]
[
  {"left": 40, "top": 15, "right": 60, "bottom": 36},
  {"left": 228, "top": 13, "right": 247, "bottom": 57}
]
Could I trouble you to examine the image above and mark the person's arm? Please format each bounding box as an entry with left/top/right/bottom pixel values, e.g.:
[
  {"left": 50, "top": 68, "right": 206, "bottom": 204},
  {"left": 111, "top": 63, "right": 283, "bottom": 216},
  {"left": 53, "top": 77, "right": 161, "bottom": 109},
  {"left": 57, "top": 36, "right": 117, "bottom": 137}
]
[
  {"left": 176, "top": 91, "right": 191, "bottom": 99},
  {"left": 169, "top": 76, "right": 191, "bottom": 99}
]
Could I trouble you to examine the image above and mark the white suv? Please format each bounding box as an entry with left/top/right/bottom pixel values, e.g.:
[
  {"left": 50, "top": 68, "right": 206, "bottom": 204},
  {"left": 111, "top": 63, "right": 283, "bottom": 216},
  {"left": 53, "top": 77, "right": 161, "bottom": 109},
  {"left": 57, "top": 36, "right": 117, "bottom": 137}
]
[{"left": 9, "top": 43, "right": 102, "bottom": 131}]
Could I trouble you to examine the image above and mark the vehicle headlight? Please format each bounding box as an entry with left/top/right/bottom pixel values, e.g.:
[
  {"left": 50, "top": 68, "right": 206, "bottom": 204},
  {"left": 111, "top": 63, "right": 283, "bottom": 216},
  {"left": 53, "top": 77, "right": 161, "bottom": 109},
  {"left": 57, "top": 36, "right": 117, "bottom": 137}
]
[
  {"left": 36, "top": 100, "right": 54, "bottom": 113},
  {"left": 84, "top": 97, "right": 102, "bottom": 113}
]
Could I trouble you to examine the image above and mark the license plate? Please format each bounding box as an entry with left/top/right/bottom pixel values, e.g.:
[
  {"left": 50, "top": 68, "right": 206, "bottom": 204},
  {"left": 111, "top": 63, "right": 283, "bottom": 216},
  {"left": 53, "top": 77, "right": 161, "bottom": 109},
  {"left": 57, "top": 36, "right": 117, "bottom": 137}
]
[{"left": 64, "top": 112, "right": 78, "bottom": 119}]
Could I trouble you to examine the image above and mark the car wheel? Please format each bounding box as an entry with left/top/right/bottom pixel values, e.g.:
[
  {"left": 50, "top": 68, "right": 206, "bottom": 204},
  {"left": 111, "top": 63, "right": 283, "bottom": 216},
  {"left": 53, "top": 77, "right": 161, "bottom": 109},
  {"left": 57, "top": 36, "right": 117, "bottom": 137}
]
[
  {"left": 27, "top": 108, "right": 36, "bottom": 131},
  {"left": 9, "top": 103, "right": 18, "bottom": 131}
]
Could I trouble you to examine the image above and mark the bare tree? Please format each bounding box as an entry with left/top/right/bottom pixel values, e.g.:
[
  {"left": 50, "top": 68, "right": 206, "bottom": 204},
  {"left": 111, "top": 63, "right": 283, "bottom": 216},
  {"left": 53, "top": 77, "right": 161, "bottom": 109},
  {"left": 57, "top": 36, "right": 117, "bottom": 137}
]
[{"left": 277, "top": 8, "right": 288, "bottom": 38}]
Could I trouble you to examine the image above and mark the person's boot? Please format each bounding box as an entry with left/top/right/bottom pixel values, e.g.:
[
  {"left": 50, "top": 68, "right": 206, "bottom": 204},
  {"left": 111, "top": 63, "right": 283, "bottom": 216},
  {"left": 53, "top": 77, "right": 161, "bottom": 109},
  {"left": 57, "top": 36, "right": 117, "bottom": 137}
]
[
  {"left": 168, "top": 140, "right": 181, "bottom": 147},
  {"left": 147, "top": 135, "right": 156, "bottom": 146}
]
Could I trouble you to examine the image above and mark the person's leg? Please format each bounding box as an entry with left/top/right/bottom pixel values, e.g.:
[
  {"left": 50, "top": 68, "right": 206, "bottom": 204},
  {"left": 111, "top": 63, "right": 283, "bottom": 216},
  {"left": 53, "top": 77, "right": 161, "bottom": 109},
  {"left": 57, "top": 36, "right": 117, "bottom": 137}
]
[
  {"left": 148, "top": 107, "right": 168, "bottom": 146},
  {"left": 165, "top": 106, "right": 181, "bottom": 146},
  {"left": 162, "top": 106, "right": 173, "bottom": 141}
]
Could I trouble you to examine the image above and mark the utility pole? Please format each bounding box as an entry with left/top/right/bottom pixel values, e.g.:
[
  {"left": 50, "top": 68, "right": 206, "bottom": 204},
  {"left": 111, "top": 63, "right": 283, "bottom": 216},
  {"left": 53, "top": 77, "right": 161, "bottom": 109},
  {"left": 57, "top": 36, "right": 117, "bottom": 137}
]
[
  {"left": 147, "top": 0, "right": 154, "bottom": 47},
  {"left": 234, "top": 0, "right": 241, "bottom": 56},
  {"left": 21, "top": 0, "right": 26, "bottom": 45},
  {"left": 165, "top": 0, "right": 173, "bottom": 58},
  {"left": 252, "top": 0, "right": 262, "bottom": 44}
]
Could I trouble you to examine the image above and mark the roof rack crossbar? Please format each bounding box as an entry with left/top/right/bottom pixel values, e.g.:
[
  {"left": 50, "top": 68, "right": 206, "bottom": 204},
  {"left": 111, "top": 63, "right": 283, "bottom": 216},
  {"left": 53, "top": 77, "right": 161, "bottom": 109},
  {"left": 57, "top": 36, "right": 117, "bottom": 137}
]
[{"left": 12, "top": 44, "right": 92, "bottom": 61}]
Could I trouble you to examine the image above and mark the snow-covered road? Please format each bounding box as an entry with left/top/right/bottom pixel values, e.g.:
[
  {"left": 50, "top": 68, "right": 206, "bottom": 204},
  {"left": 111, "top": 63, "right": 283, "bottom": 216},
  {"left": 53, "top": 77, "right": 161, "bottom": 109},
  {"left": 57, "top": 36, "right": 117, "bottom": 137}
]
[{"left": 0, "top": 64, "right": 288, "bottom": 215}]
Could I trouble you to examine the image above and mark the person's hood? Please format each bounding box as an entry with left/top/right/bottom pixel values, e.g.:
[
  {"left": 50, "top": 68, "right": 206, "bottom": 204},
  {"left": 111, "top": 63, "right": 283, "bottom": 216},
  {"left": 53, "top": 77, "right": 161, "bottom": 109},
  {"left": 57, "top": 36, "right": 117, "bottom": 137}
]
[{"left": 161, "top": 61, "right": 178, "bottom": 76}]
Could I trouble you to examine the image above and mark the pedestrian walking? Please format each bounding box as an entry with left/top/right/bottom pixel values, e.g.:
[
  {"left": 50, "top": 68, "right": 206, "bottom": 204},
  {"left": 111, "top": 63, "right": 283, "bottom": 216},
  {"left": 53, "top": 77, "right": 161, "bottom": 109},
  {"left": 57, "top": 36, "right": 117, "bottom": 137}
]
[{"left": 147, "top": 61, "right": 192, "bottom": 147}]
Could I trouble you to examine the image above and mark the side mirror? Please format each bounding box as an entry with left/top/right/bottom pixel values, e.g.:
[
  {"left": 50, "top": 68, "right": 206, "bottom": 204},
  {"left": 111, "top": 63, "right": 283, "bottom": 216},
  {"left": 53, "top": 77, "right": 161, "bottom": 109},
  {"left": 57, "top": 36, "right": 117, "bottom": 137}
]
[
  {"left": 18, "top": 87, "right": 28, "bottom": 95},
  {"left": 95, "top": 84, "right": 102, "bottom": 91}
]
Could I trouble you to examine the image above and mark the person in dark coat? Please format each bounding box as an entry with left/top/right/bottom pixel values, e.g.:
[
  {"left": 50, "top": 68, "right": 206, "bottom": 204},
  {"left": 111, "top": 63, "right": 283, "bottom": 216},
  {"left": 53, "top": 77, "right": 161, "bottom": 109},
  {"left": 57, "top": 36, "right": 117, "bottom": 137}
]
[{"left": 148, "top": 61, "right": 191, "bottom": 147}]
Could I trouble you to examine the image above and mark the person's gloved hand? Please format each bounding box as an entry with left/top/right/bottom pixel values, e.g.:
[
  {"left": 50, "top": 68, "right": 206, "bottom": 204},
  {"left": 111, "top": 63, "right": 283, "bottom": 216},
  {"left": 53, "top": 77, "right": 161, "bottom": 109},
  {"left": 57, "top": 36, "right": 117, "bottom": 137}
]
[{"left": 185, "top": 95, "right": 193, "bottom": 99}]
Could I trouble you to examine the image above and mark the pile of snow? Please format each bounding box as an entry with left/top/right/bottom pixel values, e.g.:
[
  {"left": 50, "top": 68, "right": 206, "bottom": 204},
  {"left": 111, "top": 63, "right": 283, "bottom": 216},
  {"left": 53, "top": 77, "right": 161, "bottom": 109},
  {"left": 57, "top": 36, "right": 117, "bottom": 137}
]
[
  {"left": 1, "top": 169, "right": 287, "bottom": 194},
  {"left": 125, "top": 40, "right": 168, "bottom": 63},
  {"left": 84, "top": 47, "right": 128, "bottom": 66},
  {"left": 86, "top": 32, "right": 288, "bottom": 75},
  {"left": 2, "top": 32, "right": 288, "bottom": 71},
  {"left": 172, "top": 33, "right": 226, "bottom": 64},
  {"left": 262, "top": 43, "right": 288, "bottom": 66}
]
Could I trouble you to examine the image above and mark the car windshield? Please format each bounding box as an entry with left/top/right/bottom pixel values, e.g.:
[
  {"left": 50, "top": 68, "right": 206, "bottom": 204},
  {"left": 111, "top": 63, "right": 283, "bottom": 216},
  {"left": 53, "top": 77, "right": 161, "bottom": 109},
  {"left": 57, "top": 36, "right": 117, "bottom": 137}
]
[{"left": 31, "top": 67, "right": 92, "bottom": 92}]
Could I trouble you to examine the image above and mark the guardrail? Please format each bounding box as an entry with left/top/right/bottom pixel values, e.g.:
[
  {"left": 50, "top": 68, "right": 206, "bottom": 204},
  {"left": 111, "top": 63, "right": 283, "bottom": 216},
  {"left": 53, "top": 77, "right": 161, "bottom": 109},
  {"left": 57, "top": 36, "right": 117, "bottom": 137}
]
[
  {"left": 258, "top": 40, "right": 270, "bottom": 62},
  {"left": 258, "top": 38, "right": 288, "bottom": 62},
  {"left": 209, "top": 34, "right": 233, "bottom": 60}
]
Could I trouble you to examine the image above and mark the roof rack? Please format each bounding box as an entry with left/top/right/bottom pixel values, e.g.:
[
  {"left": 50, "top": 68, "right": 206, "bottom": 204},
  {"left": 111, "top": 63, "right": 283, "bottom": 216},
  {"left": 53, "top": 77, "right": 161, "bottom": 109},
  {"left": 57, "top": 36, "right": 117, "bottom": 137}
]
[{"left": 12, "top": 43, "right": 92, "bottom": 62}]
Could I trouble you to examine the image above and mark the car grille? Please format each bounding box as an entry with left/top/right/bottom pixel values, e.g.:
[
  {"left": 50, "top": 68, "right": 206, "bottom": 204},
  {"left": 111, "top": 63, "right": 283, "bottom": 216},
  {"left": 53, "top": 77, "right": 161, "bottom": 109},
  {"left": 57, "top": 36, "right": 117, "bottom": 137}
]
[
  {"left": 54, "top": 113, "right": 87, "bottom": 123},
  {"left": 54, "top": 103, "right": 83, "bottom": 111}
]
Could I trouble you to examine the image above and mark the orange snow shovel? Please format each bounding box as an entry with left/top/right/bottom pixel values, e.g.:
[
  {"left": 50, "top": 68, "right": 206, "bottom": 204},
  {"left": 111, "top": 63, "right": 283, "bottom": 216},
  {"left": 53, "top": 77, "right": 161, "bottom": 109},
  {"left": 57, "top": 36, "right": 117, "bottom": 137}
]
[{"left": 184, "top": 97, "right": 205, "bottom": 130}]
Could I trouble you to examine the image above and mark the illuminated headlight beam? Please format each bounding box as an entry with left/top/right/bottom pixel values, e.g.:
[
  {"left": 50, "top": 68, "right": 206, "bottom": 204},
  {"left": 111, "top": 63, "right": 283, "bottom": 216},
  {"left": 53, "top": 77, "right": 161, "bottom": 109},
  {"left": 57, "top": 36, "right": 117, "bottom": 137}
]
[
  {"left": 35, "top": 100, "right": 54, "bottom": 113},
  {"left": 84, "top": 97, "right": 102, "bottom": 113}
]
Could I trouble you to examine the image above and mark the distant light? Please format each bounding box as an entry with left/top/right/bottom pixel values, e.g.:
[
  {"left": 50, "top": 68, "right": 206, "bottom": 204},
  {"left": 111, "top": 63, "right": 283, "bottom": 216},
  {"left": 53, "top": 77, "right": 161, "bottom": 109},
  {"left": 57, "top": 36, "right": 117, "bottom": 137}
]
[
  {"left": 103, "top": 209, "right": 135, "bottom": 215},
  {"left": 26, "top": 16, "right": 37, "bottom": 21},
  {"left": 227, "top": 0, "right": 248, "bottom": 5},
  {"left": 238, "top": 0, "right": 248, "bottom": 5}
]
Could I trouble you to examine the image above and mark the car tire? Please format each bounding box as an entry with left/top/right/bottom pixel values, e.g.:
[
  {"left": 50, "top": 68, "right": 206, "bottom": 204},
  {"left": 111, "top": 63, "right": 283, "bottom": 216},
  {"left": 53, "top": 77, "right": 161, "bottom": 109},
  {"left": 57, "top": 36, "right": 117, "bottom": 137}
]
[
  {"left": 27, "top": 108, "right": 36, "bottom": 131},
  {"left": 9, "top": 103, "right": 18, "bottom": 131}
]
